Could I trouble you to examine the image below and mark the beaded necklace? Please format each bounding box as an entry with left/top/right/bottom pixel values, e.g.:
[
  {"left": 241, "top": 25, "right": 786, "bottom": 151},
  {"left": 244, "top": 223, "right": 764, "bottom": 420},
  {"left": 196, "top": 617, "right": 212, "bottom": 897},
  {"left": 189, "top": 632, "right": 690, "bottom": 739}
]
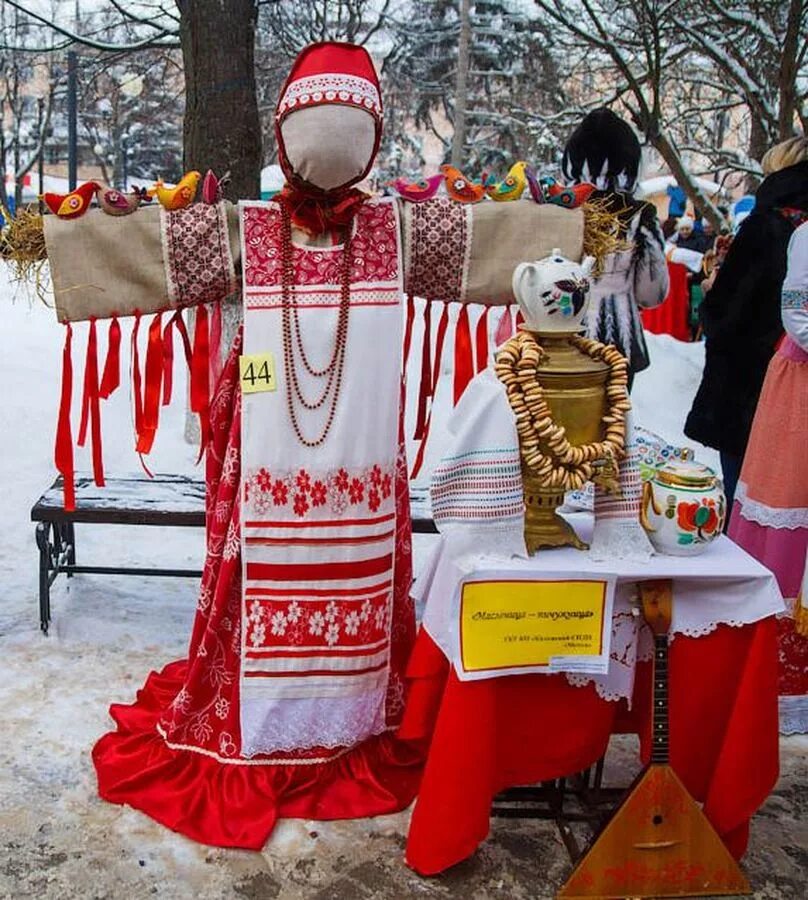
[{"left": 280, "top": 207, "right": 353, "bottom": 448}]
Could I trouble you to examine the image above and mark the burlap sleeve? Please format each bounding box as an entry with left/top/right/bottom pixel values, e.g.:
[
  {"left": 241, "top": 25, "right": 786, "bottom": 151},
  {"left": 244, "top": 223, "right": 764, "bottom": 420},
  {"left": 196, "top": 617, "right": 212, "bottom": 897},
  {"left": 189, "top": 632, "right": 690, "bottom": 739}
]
[
  {"left": 401, "top": 198, "right": 584, "bottom": 305},
  {"left": 43, "top": 201, "right": 240, "bottom": 323}
]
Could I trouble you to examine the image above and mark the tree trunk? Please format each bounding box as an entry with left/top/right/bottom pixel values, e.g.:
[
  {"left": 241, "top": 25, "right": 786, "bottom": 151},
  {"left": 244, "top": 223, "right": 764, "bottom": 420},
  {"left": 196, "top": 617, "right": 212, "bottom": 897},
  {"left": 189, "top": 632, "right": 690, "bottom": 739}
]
[
  {"left": 178, "top": 0, "right": 262, "bottom": 201},
  {"left": 778, "top": 0, "right": 803, "bottom": 140},
  {"left": 651, "top": 131, "right": 725, "bottom": 231},
  {"left": 451, "top": 0, "right": 472, "bottom": 168},
  {"left": 746, "top": 115, "right": 769, "bottom": 193}
]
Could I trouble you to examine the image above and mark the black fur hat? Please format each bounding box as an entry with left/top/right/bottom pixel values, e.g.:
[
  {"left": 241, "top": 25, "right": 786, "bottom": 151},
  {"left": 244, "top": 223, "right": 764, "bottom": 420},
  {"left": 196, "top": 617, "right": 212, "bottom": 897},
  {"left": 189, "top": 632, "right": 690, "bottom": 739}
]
[{"left": 562, "top": 108, "right": 641, "bottom": 192}]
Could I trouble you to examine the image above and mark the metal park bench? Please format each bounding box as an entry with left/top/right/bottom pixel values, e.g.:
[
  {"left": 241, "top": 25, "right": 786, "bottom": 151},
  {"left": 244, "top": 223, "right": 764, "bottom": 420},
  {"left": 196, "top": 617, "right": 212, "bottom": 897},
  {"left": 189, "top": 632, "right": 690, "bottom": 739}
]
[
  {"left": 31, "top": 474, "right": 207, "bottom": 635},
  {"left": 31, "top": 474, "right": 438, "bottom": 635}
]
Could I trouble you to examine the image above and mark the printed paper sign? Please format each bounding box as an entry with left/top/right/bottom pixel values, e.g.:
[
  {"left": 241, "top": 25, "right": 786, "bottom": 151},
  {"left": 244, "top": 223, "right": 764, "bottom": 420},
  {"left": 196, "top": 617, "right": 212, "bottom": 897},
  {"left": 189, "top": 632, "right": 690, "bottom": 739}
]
[
  {"left": 240, "top": 353, "right": 277, "bottom": 394},
  {"left": 458, "top": 575, "right": 615, "bottom": 678}
]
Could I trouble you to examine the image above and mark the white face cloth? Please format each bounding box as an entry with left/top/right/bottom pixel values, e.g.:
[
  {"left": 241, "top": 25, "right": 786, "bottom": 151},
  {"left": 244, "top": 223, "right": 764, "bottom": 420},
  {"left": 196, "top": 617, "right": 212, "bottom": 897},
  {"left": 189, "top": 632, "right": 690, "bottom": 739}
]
[{"left": 280, "top": 105, "right": 377, "bottom": 192}]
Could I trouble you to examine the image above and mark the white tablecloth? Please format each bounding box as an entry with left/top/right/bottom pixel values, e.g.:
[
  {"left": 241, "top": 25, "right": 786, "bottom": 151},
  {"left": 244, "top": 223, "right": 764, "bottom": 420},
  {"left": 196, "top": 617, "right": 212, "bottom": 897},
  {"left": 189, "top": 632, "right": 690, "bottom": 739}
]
[{"left": 414, "top": 530, "right": 784, "bottom": 703}]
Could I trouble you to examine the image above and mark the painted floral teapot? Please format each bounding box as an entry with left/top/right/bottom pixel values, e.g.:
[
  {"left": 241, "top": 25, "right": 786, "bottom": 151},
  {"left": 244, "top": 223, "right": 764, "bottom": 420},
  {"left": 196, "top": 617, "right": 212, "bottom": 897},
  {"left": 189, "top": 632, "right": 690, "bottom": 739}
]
[
  {"left": 640, "top": 460, "right": 726, "bottom": 556},
  {"left": 512, "top": 248, "right": 595, "bottom": 333}
]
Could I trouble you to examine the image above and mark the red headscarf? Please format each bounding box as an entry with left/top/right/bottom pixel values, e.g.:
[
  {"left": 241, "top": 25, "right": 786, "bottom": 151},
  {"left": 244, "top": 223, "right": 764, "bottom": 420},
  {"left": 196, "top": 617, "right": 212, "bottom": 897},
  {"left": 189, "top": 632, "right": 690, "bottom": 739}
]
[{"left": 274, "top": 42, "right": 383, "bottom": 235}]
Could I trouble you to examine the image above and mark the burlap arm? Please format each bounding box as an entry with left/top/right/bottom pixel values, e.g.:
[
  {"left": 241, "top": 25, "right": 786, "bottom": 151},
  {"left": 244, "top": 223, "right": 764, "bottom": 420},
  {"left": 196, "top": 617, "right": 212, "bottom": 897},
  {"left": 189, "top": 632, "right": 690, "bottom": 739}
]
[
  {"left": 401, "top": 198, "right": 584, "bottom": 306},
  {"left": 43, "top": 201, "right": 240, "bottom": 322}
]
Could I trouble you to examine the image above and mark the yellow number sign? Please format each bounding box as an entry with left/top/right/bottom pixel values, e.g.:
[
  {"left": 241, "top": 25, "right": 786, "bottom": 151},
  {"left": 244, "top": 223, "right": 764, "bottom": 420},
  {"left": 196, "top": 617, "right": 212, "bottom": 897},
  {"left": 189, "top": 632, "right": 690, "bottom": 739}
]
[
  {"left": 459, "top": 578, "right": 608, "bottom": 673},
  {"left": 240, "top": 353, "right": 277, "bottom": 394}
]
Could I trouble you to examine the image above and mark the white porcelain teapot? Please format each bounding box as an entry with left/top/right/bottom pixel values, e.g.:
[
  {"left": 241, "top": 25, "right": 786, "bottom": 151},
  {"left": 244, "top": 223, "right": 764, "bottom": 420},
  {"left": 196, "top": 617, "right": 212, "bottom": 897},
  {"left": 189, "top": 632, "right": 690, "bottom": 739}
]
[
  {"left": 512, "top": 249, "right": 595, "bottom": 333},
  {"left": 640, "top": 460, "right": 726, "bottom": 556}
]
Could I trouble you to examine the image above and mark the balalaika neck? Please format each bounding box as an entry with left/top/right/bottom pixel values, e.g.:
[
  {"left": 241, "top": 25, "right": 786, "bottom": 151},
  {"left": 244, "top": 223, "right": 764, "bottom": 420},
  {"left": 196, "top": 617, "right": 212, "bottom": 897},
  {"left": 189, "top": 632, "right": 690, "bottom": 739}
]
[{"left": 650, "top": 632, "right": 670, "bottom": 764}]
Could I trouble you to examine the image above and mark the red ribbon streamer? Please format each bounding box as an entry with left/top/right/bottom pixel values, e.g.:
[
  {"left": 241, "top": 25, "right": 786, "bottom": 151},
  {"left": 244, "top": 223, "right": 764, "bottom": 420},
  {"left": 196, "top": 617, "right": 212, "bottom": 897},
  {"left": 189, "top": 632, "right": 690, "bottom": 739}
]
[
  {"left": 453, "top": 304, "right": 473, "bottom": 406},
  {"left": 99, "top": 316, "right": 121, "bottom": 399},
  {"left": 173, "top": 309, "right": 193, "bottom": 369},
  {"left": 414, "top": 300, "right": 432, "bottom": 440},
  {"left": 132, "top": 312, "right": 143, "bottom": 446},
  {"left": 162, "top": 316, "right": 175, "bottom": 406},
  {"left": 77, "top": 319, "right": 105, "bottom": 486},
  {"left": 209, "top": 300, "right": 223, "bottom": 391},
  {"left": 494, "top": 305, "right": 514, "bottom": 346},
  {"left": 431, "top": 302, "right": 450, "bottom": 395},
  {"left": 411, "top": 302, "right": 450, "bottom": 479},
  {"left": 77, "top": 323, "right": 92, "bottom": 449},
  {"left": 402, "top": 294, "right": 415, "bottom": 378},
  {"left": 475, "top": 307, "right": 490, "bottom": 373},
  {"left": 55, "top": 323, "right": 75, "bottom": 511},
  {"left": 88, "top": 320, "right": 104, "bottom": 486},
  {"left": 191, "top": 304, "right": 210, "bottom": 459},
  {"left": 136, "top": 312, "right": 164, "bottom": 455},
  {"left": 515, "top": 308, "right": 525, "bottom": 329}
]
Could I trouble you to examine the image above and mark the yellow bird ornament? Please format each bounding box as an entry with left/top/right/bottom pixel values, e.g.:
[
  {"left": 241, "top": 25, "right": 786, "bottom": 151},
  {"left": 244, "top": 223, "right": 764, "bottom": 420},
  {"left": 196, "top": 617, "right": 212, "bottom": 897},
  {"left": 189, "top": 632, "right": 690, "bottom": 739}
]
[
  {"left": 485, "top": 160, "right": 528, "bottom": 202},
  {"left": 149, "top": 170, "right": 201, "bottom": 211}
]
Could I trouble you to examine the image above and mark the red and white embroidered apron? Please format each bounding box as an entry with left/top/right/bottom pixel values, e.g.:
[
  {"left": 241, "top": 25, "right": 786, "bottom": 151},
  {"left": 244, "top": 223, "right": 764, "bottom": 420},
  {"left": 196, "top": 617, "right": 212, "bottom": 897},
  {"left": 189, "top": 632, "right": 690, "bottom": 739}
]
[{"left": 239, "top": 198, "right": 404, "bottom": 756}]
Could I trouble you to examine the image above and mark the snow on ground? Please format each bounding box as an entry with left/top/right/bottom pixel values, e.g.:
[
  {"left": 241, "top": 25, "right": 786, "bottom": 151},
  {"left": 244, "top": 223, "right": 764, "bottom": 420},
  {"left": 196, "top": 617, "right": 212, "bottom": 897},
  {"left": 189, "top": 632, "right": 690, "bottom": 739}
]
[{"left": 0, "top": 269, "right": 803, "bottom": 899}]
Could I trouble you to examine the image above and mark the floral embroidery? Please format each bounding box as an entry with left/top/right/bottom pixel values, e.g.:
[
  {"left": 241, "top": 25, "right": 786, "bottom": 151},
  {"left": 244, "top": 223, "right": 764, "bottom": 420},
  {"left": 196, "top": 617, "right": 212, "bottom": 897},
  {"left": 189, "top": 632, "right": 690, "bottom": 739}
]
[
  {"left": 348, "top": 478, "right": 364, "bottom": 504},
  {"left": 309, "top": 611, "right": 325, "bottom": 636},
  {"left": 270, "top": 610, "right": 288, "bottom": 636},
  {"left": 245, "top": 462, "right": 395, "bottom": 519},
  {"left": 311, "top": 480, "right": 327, "bottom": 507},
  {"left": 272, "top": 480, "right": 289, "bottom": 505},
  {"left": 293, "top": 492, "right": 310, "bottom": 518},
  {"left": 246, "top": 595, "right": 391, "bottom": 650}
]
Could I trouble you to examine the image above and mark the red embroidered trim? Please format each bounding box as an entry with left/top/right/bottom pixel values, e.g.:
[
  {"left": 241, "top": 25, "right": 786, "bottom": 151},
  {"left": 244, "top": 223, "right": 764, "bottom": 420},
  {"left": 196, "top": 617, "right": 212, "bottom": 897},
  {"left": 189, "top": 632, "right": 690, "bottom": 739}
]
[{"left": 245, "top": 464, "right": 394, "bottom": 519}]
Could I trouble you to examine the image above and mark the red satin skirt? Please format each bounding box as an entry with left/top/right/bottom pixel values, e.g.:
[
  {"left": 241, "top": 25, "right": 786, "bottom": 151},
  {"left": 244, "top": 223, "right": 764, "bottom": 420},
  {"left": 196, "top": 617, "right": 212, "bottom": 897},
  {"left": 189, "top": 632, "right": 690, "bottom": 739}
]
[{"left": 400, "top": 619, "right": 779, "bottom": 876}]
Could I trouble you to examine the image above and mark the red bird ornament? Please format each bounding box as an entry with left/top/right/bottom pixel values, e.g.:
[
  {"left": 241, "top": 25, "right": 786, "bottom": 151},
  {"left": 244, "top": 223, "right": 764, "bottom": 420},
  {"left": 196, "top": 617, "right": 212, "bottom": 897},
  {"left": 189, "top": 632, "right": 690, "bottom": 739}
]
[
  {"left": 41, "top": 181, "right": 100, "bottom": 219},
  {"left": 202, "top": 169, "right": 230, "bottom": 204},
  {"left": 389, "top": 174, "right": 443, "bottom": 202},
  {"left": 545, "top": 179, "right": 595, "bottom": 209}
]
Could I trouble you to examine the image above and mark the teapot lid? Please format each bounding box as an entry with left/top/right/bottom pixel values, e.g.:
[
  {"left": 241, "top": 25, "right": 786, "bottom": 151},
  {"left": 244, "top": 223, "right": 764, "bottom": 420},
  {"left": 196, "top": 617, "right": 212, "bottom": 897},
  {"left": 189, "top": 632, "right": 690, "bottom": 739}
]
[{"left": 655, "top": 460, "right": 717, "bottom": 489}]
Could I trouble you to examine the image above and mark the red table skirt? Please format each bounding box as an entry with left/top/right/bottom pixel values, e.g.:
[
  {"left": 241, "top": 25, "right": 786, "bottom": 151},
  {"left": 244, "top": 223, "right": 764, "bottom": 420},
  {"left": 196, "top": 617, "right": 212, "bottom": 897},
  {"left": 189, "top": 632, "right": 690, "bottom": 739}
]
[
  {"left": 642, "top": 261, "right": 691, "bottom": 341},
  {"left": 399, "top": 617, "right": 779, "bottom": 876}
]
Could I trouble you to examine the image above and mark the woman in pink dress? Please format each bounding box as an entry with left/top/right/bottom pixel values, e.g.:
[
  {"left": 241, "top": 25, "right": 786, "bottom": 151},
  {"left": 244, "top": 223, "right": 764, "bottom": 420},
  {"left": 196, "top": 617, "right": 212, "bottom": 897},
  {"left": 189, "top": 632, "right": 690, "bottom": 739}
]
[{"left": 729, "top": 220, "right": 808, "bottom": 734}]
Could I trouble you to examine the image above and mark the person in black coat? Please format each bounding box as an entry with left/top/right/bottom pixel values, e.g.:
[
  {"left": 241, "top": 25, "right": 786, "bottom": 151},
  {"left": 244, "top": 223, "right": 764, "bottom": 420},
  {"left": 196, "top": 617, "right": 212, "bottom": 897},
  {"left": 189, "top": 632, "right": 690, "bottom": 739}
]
[{"left": 685, "top": 141, "right": 808, "bottom": 514}]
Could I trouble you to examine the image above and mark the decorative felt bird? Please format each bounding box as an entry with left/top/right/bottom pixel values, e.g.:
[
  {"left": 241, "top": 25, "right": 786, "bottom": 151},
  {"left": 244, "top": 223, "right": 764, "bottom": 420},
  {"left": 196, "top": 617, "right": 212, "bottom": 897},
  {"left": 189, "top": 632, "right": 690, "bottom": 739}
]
[
  {"left": 149, "top": 170, "right": 201, "bottom": 211},
  {"left": 525, "top": 167, "right": 546, "bottom": 204},
  {"left": 95, "top": 185, "right": 150, "bottom": 216},
  {"left": 388, "top": 173, "right": 443, "bottom": 203},
  {"left": 202, "top": 169, "right": 230, "bottom": 204},
  {"left": 440, "top": 165, "right": 490, "bottom": 204},
  {"left": 546, "top": 181, "right": 595, "bottom": 209},
  {"left": 485, "top": 161, "right": 528, "bottom": 202},
  {"left": 41, "top": 181, "right": 100, "bottom": 219}
]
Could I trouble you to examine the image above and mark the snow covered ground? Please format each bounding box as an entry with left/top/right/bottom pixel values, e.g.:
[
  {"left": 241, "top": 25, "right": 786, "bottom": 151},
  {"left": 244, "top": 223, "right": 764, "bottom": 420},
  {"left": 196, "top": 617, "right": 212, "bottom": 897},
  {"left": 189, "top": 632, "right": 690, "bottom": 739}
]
[{"left": 0, "top": 268, "right": 803, "bottom": 899}]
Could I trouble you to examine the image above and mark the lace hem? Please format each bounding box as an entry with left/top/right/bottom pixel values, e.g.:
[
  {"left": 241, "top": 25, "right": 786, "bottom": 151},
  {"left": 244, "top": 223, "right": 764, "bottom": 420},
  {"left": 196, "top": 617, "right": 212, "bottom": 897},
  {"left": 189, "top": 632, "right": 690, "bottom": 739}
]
[
  {"left": 779, "top": 694, "right": 808, "bottom": 735},
  {"left": 565, "top": 673, "right": 627, "bottom": 703},
  {"left": 735, "top": 482, "right": 808, "bottom": 530},
  {"left": 635, "top": 617, "right": 767, "bottom": 660}
]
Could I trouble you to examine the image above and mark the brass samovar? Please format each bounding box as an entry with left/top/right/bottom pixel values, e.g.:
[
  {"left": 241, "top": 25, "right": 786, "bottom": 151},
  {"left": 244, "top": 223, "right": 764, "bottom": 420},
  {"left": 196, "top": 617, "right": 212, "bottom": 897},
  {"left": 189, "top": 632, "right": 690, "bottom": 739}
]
[
  {"left": 519, "top": 331, "right": 608, "bottom": 551},
  {"left": 505, "top": 248, "right": 624, "bottom": 552}
]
